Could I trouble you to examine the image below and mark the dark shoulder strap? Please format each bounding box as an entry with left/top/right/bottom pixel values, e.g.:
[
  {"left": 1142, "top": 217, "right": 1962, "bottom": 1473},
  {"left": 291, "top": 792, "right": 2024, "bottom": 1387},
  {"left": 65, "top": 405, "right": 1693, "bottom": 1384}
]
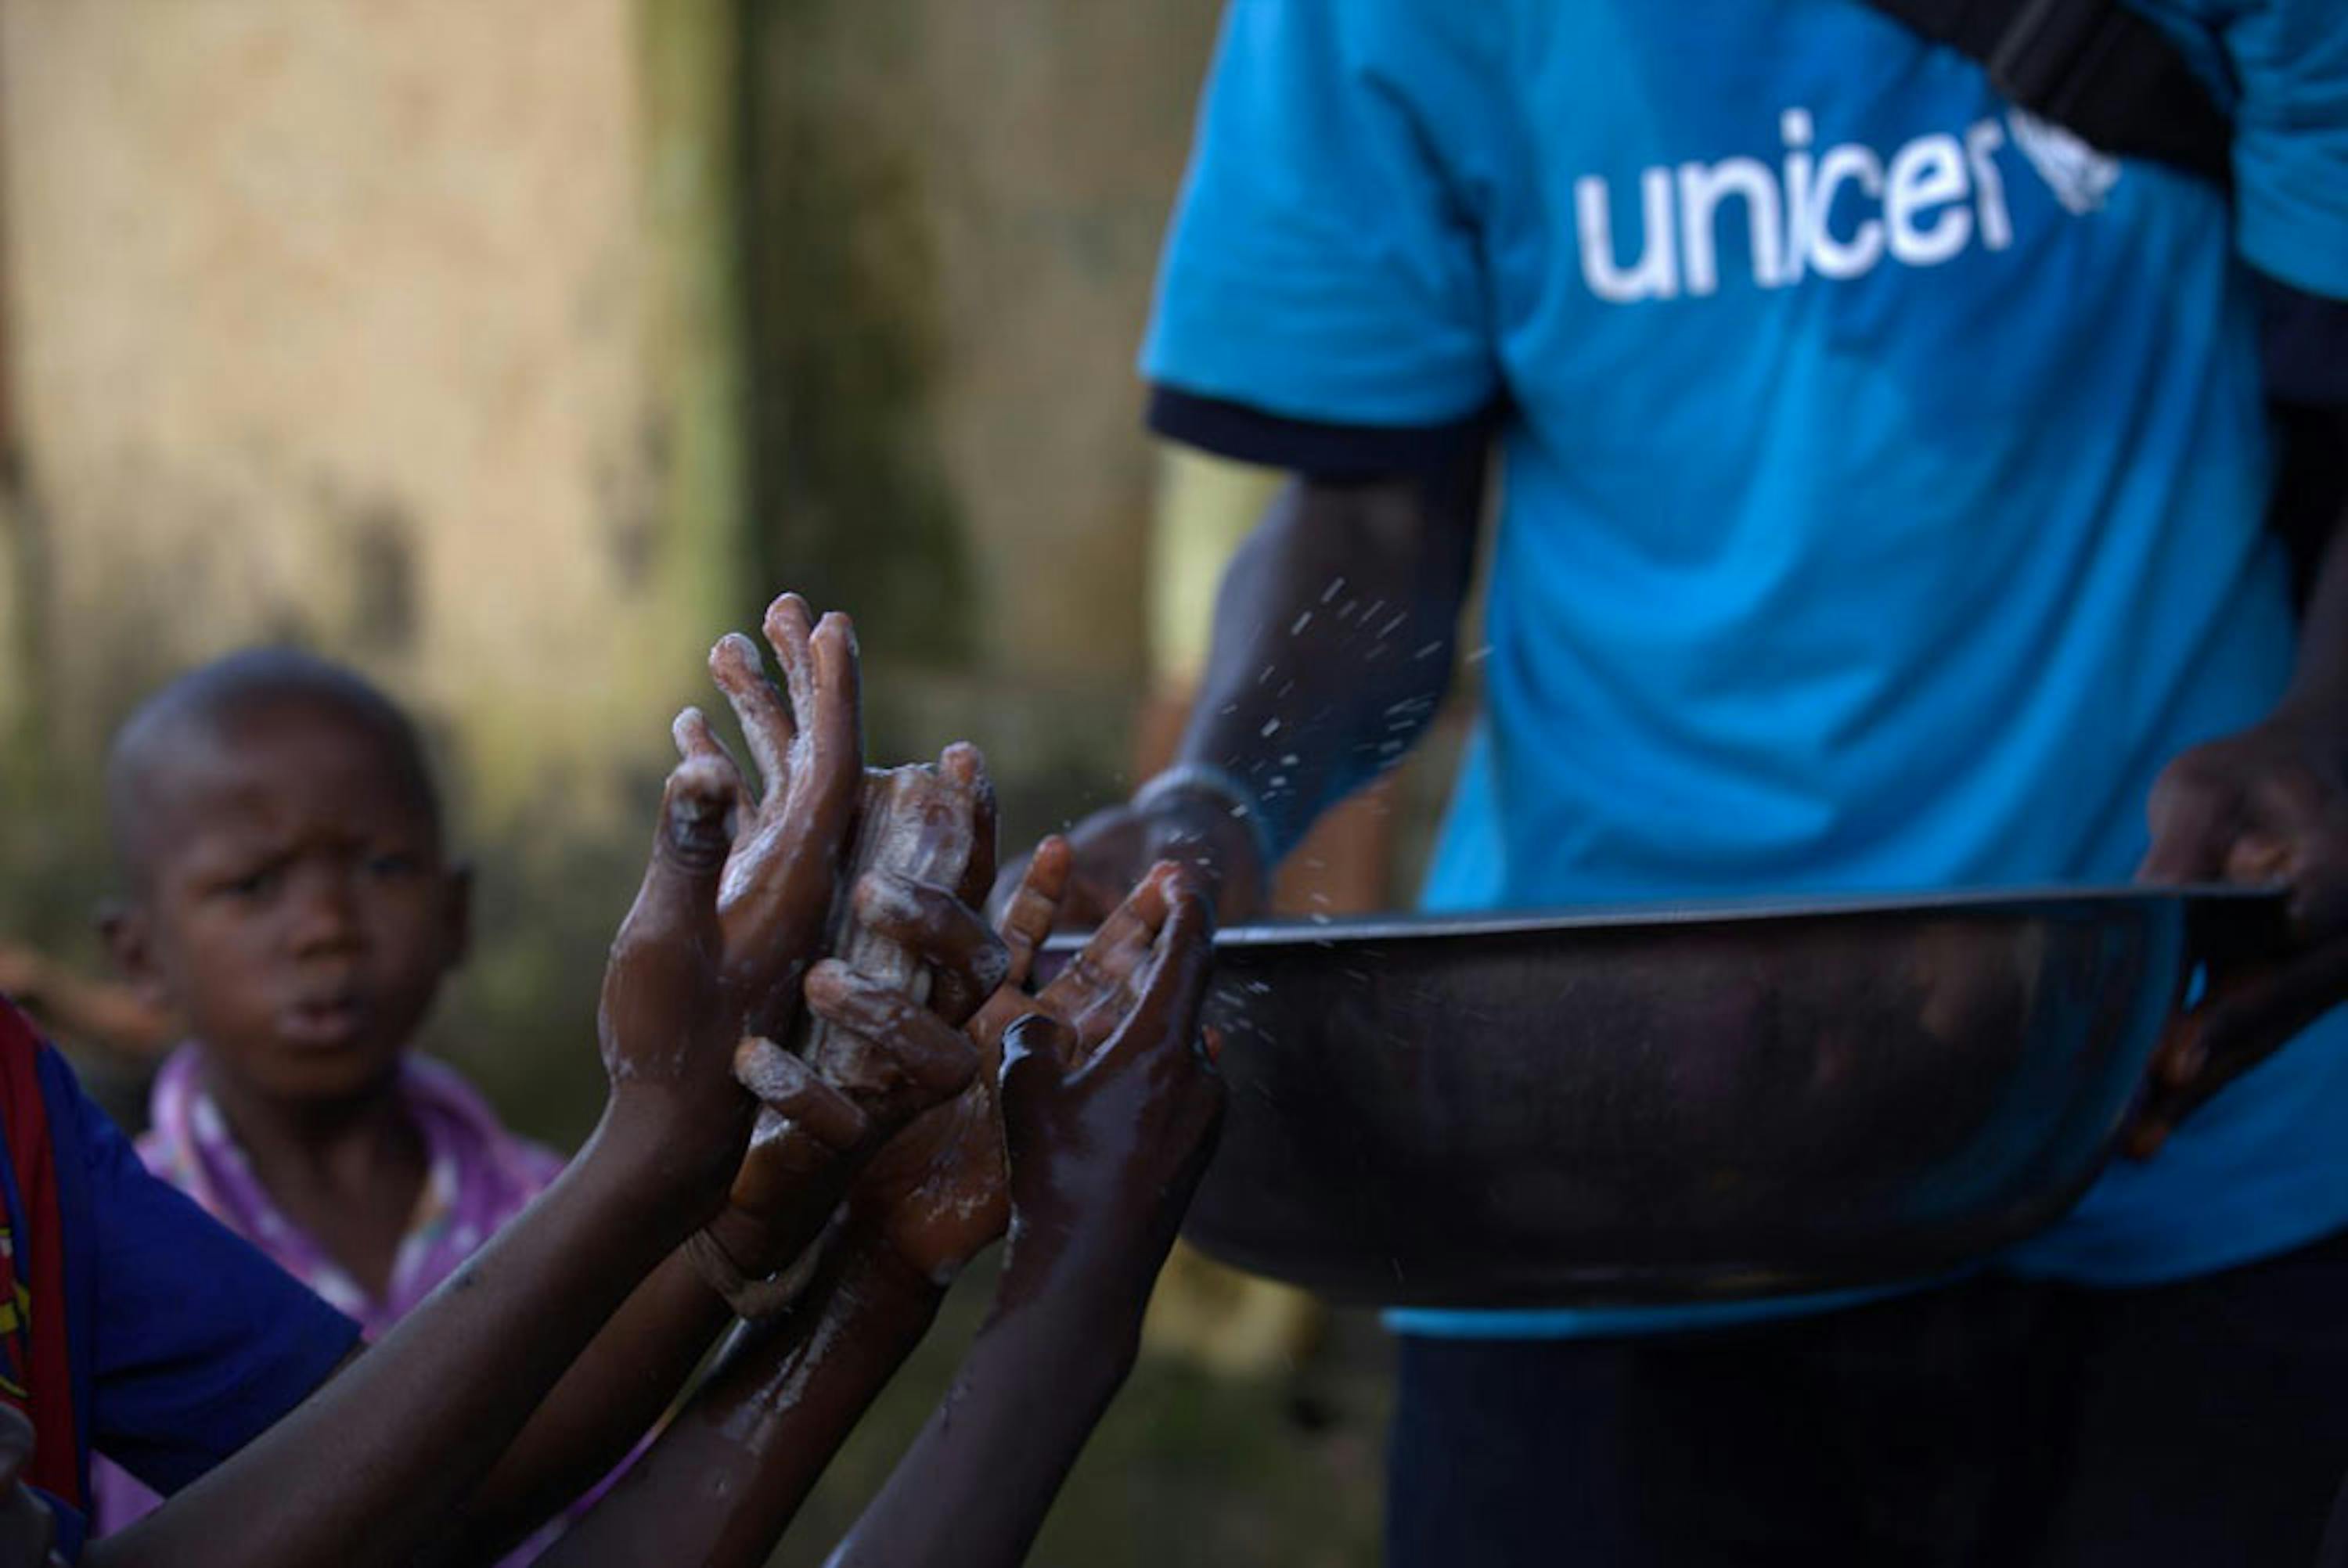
[{"left": 1862, "top": 0, "right": 2231, "bottom": 186}]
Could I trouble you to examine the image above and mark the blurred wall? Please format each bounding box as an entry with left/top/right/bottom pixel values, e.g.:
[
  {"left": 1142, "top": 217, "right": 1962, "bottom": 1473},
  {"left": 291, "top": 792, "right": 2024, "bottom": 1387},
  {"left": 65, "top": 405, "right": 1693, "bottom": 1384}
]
[
  {"left": 0, "top": 0, "right": 747, "bottom": 1132},
  {"left": 739, "top": 0, "right": 1225, "bottom": 838},
  {"left": 0, "top": 0, "right": 1233, "bottom": 1134},
  {"left": 0, "top": 0, "right": 737, "bottom": 793}
]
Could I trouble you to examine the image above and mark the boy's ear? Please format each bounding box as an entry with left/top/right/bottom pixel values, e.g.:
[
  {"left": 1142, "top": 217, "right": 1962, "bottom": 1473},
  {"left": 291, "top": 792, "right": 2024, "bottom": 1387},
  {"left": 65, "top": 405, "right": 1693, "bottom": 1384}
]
[
  {"left": 97, "top": 898, "right": 171, "bottom": 1011},
  {"left": 442, "top": 862, "right": 474, "bottom": 969}
]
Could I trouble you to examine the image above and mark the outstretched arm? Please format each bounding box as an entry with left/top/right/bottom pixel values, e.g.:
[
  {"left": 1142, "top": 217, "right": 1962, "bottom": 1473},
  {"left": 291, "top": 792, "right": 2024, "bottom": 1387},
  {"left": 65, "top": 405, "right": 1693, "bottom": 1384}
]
[
  {"left": 548, "top": 848, "right": 1184, "bottom": 1568},
  {"left": 826, "top": 882, "right": 1223, "bottom": 1568},
  {"left": 441, "top": 602, "right": 924, "bottom": 1558}
]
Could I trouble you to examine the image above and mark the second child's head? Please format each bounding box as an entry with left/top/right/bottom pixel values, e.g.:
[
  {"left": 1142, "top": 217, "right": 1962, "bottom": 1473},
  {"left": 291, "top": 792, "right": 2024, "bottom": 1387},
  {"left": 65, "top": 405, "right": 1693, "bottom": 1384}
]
[{"left": 102, "top": 650, "right": 468, "bottom": 1113}]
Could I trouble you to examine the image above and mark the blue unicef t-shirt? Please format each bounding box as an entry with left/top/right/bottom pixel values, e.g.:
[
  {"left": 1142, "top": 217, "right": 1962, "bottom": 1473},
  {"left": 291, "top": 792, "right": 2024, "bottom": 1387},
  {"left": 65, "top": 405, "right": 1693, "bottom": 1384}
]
[{"left": 1142, "top": 0, "right": 2348, "bottom": 1335}]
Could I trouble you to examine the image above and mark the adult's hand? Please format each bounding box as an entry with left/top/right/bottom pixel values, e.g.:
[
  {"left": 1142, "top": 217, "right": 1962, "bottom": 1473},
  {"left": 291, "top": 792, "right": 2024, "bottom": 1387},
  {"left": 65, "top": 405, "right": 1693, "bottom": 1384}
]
[
  {"left": 2131, "top": 706, "right": 2348, "bottom": 1154},
  {"left": 993, "top": 790, "right": 1264, "bottom": 933}
]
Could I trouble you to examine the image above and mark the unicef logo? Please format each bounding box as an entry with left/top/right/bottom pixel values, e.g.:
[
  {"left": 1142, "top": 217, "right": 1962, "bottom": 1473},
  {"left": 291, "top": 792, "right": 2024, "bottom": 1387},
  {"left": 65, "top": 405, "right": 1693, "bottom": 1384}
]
[{"left": 1572, "top": 105, "right": 2124, "bottom": 304}]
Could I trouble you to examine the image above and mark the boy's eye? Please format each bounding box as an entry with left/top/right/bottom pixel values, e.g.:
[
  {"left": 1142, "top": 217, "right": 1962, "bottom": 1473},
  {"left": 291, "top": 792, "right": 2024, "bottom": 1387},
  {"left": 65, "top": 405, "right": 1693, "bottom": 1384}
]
[
  {"left": 220, "top": 865, "right": 283, "bottom": 900},
  {"left": 366, "top": 852, "right": 423, "bottom": 879}
]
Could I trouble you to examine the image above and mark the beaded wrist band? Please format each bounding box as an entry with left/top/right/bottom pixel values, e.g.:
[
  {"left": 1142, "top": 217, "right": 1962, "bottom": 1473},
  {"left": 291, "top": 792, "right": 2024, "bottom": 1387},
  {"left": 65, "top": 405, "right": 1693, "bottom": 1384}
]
[{"left": 1132, "top": 761, "right": 1280, "bottom": 871}]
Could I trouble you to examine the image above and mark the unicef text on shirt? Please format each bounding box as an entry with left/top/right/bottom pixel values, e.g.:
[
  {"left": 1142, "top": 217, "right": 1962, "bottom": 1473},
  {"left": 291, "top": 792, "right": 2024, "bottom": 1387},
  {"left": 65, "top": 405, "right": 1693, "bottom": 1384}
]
[{"left": 1576, "top": 110, "right": 2020, "bottom": 302}]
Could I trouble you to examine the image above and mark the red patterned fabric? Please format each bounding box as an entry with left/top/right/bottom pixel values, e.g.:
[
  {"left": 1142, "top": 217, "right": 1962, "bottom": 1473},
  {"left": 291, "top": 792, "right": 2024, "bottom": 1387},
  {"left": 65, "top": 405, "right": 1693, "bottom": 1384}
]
[{"left": 0, "top": 1002, "right": 79, "bottom": 1511}]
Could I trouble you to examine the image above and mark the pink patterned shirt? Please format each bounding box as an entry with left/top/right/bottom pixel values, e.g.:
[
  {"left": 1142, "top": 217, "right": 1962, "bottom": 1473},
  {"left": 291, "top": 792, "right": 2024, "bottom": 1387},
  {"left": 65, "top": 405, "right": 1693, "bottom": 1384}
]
[{"left": 91, "top": 1045, "right": 569, "bottom": 1558}]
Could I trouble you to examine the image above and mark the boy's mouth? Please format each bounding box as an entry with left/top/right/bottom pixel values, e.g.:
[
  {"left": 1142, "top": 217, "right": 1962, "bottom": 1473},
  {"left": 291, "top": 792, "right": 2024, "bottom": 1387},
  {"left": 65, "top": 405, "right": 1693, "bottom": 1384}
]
[{"left": 280, "top": 992, "right": 369, "bottom": 1049}]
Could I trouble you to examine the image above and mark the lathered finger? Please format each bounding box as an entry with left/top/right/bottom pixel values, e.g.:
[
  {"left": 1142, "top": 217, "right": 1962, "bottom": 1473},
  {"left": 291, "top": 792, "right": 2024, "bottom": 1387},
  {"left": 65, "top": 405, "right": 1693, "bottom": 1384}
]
[
  {"left": 1053, "top": 861, "right": 1185, "bottom": 1049},
  {"left": 805, "top": 958, "right": 979, "bottom": 1099},
  {"left": 855, "top": 869, "right": 1010, "bottom": 1009},
  {"left": 1053, "top": 861, "right": 1179, "bottom": 995},
  {"left": 733, "top": 1035, "right": 870, "bottom": 1152},
  {"left": 708, "top": 634, "right": 795, "bottom": 804},
  {"left": 798, "top": 613, "right": 862, "bottom": 807},
  {"left": 764, "top": 592, "right": 822, "bottom": 728},
  {"left": 942, "top": 743, "right": 999, "bottom": 909},
  {"left": 671, "top": 707, "right": 757, "bottom": 820},
  {"left": 1090, "top": 888, "right": 1217, "bottom": 1077},
  {"left": 996, "top": 836, "right": 1073, "bottom": 991}
]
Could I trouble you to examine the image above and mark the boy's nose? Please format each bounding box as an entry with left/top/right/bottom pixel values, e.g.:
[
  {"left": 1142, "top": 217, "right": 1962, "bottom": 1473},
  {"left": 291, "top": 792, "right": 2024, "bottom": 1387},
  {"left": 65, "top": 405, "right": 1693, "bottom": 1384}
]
[{"left": 285, "top": 865, "right": 366, "bottom": 954}]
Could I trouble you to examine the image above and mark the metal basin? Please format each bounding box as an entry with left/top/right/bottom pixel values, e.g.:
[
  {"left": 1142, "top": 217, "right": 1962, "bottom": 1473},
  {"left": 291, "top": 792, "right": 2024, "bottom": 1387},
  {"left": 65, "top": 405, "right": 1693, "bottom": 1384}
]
[{"left": 1133, "top": 886, "right": 2284, "bottom": 1309}]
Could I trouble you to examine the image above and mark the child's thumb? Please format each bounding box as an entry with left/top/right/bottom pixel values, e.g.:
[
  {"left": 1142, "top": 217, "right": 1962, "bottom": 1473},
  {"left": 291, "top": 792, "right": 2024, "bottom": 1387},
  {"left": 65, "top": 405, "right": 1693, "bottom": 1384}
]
[
  {"left": 998, "top": 1012, "right": 1075, "bottom": 1120},
  {"left": 603, "top": 757, "right": 736, "bottom": 1028},
  {"left": 625, "top": 757, "right": 736, "bottom": 932}
]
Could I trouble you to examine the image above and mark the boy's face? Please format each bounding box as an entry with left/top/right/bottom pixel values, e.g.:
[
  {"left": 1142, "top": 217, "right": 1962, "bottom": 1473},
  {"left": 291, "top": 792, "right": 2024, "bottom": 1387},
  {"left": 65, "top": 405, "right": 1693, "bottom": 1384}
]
[{"left": 109, "top": 702, "right": 468, "bottom": 1108}]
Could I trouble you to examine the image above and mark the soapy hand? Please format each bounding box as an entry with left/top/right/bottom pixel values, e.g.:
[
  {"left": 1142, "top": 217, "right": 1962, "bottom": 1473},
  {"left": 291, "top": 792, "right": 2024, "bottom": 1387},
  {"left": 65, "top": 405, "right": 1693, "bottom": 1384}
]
[
  {"left": 673, "top": 592, "right": 866, "bottom": 1042},
  {"left": 703, "top": 745, "right": 1000, "bottom": 1284},
  {"left": 2132, "top": 707, "right": 2348, "bottom": 1153},
  {"left": 846, "top": 849, "right": 1194, "bottom": 1283},
  {"left": 700, "top": 867, "right": 1003, "bottom": 1287},
  {"left": 596, "top": 594, "right": 862, "bottom": 1212},
  {"left": 993, "top": 876, "right": 1223, "bottom": 1320}
]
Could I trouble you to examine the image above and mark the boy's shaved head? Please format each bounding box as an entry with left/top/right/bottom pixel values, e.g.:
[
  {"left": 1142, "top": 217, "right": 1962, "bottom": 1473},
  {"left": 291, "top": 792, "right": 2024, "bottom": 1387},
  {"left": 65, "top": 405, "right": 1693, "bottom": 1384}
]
[{"left": 106, "top": 648, "right": 441, "bottom": 890}]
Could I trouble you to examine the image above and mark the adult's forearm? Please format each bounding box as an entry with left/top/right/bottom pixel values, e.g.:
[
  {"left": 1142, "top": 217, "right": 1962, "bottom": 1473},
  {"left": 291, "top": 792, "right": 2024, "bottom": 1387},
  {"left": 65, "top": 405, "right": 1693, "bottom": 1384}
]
[
  {"left": 540, "top": 1238, "right": 942, "bottom": 1568},
  {"left": 92, "top": 1115, "right": 706, "bottom": 1568},
  {"left": 824, "top": 1290, "right": 1135, "bottom": 1568},
  {"left": 1175, "top": 460, "right": 1483, "bottom": 859}
]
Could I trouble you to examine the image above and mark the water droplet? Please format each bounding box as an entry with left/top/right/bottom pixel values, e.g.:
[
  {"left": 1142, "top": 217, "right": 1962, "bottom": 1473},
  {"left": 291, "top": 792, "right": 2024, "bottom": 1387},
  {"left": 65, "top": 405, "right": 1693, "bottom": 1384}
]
[
  {"left": 1290, "top": 610, "right": 1314, "bottom": 635},
  {"left": 1260, "top": 717, "right": 1282, "bottom": 738},
  {"left": 1320, "top": 576, "right": 1347, "bottom": 604}
]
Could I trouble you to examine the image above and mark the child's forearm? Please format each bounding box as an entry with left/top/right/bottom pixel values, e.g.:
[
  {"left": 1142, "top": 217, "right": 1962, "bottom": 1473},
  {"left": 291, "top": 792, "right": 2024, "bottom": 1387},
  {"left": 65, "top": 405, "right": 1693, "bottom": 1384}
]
[
  {"left": 823, "top": 1286, "right": 1136, "bottom": 1568},
  {"left": 541, "top": 1234, "right": 944, "bottom": 1568},
  {"left": 89, "top": 1113, "right": 711, "bottom": 1568},
  {"left": 439, "top": 1248, "right": 734, "bottom": 1559}
]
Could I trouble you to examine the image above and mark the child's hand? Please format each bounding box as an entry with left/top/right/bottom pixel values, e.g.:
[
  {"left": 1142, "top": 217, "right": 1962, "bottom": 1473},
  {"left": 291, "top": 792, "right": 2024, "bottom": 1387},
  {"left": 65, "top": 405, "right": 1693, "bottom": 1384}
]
[
  {"left": 994, "top": 879, "right": 1222, "bottom": 1322},
  {"left": 0, "top": 1408, "right": 63, "bottom": 1568},
  {"left": 700, "top": 870, "right": 1009, "bottom": 1286},
  {"left": 848, "top": 852, "right": 1193, "bottom": 1284},
  {"left": 673, "top": 593, "right": 864, "bottom": 1043},
  {"left": 596, "top": 596, "right": 860, "bottom": 1206}
]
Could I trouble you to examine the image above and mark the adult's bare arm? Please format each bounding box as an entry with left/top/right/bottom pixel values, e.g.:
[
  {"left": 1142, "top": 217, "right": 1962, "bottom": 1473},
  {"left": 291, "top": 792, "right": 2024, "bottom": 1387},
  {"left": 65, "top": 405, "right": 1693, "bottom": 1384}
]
[{"left": 1016, "top": 451, "right": 1486, "bottom": 924}]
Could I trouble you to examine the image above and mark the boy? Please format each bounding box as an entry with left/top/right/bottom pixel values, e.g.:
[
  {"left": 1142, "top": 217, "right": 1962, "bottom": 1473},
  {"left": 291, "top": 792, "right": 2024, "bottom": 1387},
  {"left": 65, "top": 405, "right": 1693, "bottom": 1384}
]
[
  {"left": 0, "top": 594, "right": 1000, "bottom": 1564},
  {"left": 86, "top": 649, "right": 567, "bottom": 1554}
]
